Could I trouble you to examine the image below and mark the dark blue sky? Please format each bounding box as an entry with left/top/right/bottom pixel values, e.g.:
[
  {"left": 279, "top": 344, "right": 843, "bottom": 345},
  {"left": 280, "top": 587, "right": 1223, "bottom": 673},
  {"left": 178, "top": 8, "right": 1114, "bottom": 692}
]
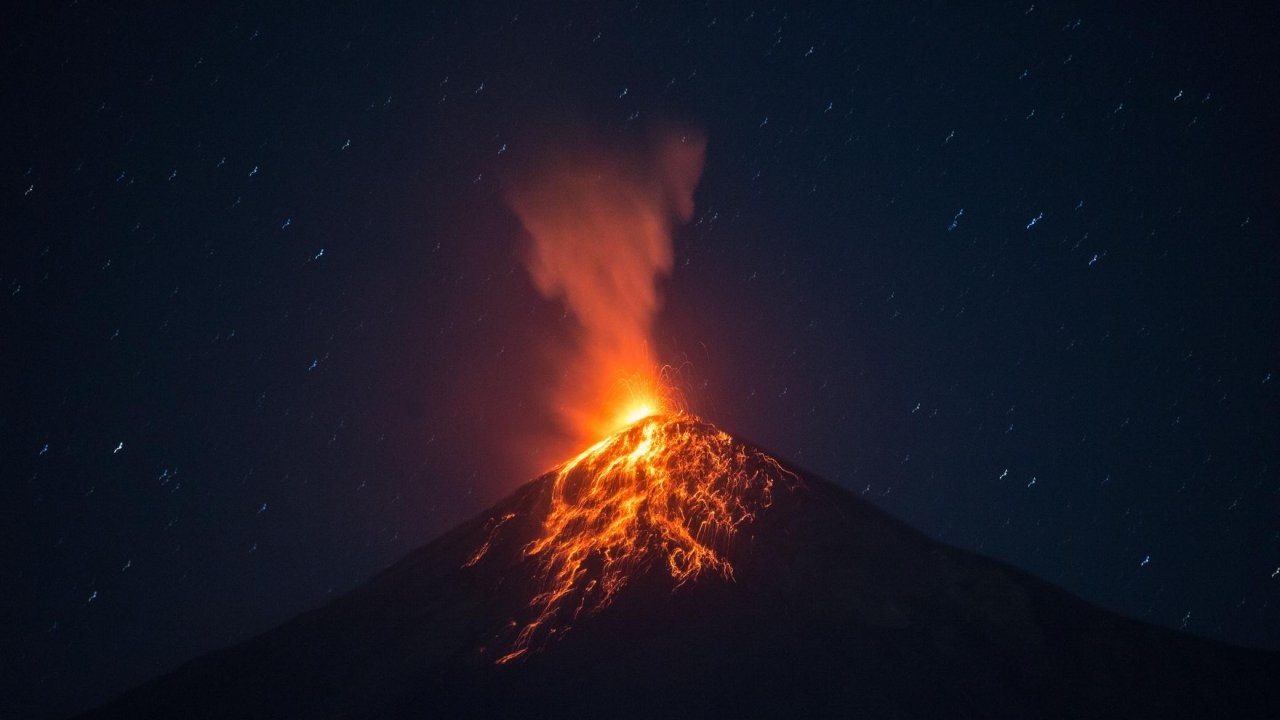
[{"left": 7, "top": 1, "right": 1278, "bottom": 717}]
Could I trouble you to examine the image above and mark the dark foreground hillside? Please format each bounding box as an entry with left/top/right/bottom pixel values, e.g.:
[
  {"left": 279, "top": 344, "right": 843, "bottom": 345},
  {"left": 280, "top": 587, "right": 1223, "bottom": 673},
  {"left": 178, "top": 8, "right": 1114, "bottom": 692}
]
[{"left": 82, "top": 425, "right": 1280, "bottom": 719}]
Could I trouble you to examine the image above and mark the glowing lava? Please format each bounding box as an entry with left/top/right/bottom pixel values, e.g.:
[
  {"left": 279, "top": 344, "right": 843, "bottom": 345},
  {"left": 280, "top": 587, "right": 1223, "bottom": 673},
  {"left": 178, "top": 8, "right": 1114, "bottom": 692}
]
[
  {"left": 487, "top": 123, "right": 758, "bottom": 663},
  {"left": 598, "top": 371, "right": 678, "bottom": 438},
  {"left": 493, "top": 413, "right": 797, "bottom": 664},
  {"left": 618, "top": 402, "right": 659, "bottom": 427}
]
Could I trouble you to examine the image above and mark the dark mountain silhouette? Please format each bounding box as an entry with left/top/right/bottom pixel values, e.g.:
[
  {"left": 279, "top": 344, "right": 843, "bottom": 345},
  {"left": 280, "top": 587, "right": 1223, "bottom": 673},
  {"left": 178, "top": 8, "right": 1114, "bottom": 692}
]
[{"left": 81, "top": 419, "right": 1279, "bottom": 719}]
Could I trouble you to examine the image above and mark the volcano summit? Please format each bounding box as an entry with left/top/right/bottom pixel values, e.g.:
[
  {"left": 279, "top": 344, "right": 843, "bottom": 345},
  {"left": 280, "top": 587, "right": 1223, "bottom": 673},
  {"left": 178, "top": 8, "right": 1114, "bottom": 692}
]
[{"left": 82, "top": 417, "right": 1279, "bottom": 719}]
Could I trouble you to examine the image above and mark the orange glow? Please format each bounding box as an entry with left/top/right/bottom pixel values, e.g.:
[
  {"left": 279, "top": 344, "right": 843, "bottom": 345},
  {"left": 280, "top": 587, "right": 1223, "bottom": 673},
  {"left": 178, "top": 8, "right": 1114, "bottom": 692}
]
[
  {"left": 492, "top": 413, "right": 797, "bottom": 664},
  {"left": 485, "top": 124, "right": 755, "bottom": 663},
  {"left": 598, "top": 370, "right": 678, "bottom": 438},
  {"left": 502, "top": 124, "right": 705, "bottom": 452},
  {"left": 618, "top": 402, "right": 658, "bottom": 428}
]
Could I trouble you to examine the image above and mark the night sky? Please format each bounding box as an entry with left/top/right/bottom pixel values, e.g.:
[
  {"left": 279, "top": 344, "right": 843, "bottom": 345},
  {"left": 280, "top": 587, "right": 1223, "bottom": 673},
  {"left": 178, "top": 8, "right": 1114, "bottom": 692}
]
[{"left": 7, "top": 2, "right": 1279, "bottom": 717}]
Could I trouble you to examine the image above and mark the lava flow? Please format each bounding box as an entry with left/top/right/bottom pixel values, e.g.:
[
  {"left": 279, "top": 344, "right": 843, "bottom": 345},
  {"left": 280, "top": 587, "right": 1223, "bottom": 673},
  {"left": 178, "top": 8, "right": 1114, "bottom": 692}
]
[{"left": 492, "top": 412, "right": 797, "bottom": 664}]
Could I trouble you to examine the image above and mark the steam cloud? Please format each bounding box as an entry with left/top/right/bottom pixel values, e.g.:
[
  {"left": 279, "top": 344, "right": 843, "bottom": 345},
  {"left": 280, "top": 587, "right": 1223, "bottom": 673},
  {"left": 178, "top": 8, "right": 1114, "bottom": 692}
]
[{"left": 503, "top": 125, "right": 706, "bottom": 446}]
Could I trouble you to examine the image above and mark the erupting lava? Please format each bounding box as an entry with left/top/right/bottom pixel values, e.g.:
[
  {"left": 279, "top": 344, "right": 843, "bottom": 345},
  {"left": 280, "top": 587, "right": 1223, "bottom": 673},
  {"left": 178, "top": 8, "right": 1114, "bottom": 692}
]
[
  {"left": 492, "top": 413, "right": 797, "bottom": 664},
  {"left": 485, "top": 123, "right": 777, "bottom": 663}
]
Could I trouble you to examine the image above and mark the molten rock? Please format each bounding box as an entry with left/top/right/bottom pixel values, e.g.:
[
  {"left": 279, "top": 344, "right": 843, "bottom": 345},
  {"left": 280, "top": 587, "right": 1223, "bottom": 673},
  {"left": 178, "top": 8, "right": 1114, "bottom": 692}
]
[{"left": 477, "top": 415, "right": 796, "bottom": 662}]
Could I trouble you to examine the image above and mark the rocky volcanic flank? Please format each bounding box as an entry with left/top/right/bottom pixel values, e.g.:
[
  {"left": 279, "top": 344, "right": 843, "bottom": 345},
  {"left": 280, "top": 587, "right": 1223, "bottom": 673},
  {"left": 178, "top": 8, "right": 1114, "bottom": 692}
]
[{"left": 81, "top": 418, "right": 1280, "bottom": 719}]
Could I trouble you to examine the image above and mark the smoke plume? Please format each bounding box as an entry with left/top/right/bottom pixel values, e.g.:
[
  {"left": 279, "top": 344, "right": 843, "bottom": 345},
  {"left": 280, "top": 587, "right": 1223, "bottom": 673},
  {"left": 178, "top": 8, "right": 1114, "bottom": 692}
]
[{"left": 503, "top": 125, "right": 706, "bottom": 447}]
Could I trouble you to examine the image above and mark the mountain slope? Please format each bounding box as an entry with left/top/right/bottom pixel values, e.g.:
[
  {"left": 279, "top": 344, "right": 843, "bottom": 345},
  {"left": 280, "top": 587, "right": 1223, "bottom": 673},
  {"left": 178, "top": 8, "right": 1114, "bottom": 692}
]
[{"left": 81, "top": 419, "right": 1280, "bottom": 719}]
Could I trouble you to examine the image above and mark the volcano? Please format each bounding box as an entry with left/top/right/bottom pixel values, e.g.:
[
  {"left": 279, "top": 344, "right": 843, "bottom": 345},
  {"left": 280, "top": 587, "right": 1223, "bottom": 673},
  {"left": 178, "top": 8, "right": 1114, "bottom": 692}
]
[{"left": 81, "top": 417, "right": 1278, "bottom": 719}]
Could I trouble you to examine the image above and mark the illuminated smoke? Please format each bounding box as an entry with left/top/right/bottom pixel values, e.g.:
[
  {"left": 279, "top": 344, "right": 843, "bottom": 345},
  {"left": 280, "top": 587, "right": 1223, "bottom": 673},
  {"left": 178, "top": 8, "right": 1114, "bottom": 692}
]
[{"left": 503, "top": 125, "right": 706, "bottom": 447}]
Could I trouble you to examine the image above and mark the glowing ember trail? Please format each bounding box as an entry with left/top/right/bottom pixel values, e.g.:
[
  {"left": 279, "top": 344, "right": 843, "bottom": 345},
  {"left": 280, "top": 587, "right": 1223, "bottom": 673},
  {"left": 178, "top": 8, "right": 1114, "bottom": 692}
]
[{"left": 494, "top": 413, "right": 797, "bottom": 664}]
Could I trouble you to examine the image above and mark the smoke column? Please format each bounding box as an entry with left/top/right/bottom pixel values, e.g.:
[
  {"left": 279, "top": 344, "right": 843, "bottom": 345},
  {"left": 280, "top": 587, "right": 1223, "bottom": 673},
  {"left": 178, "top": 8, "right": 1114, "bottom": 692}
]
[{"left": 503, "top": 125, "right": 706, "bottom": 449}]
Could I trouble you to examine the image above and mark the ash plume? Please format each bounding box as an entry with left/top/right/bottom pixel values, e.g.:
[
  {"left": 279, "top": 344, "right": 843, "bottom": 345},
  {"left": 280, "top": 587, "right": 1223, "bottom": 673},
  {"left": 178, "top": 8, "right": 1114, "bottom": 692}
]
[{"left": 501, "top": 123, "right": 706, "bottom": 448}]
